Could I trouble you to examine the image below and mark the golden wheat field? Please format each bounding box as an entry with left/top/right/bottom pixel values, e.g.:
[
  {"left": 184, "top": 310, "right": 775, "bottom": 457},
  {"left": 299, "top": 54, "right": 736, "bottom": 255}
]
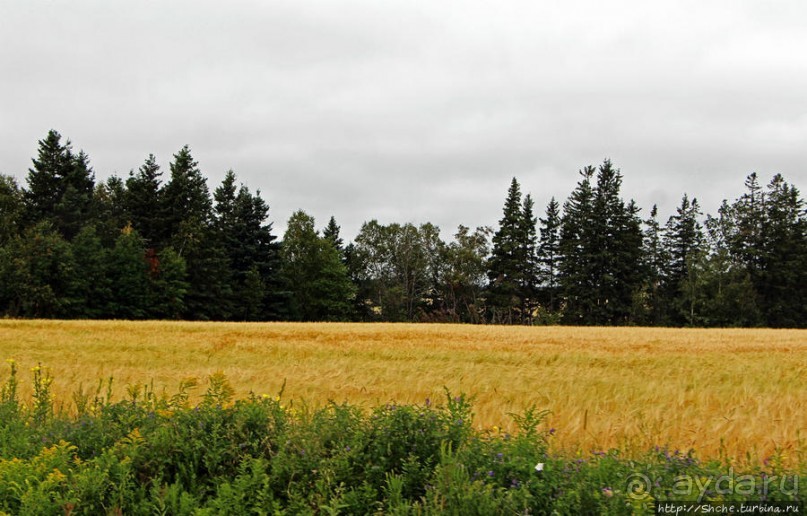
[{"left": 0, "top": 320, "right": 804, "bottom": 466}]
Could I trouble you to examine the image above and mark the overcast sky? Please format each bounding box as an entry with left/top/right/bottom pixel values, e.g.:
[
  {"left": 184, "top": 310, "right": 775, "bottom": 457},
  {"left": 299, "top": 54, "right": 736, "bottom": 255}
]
[{"left": 1, "top": 0, "right": 806, "bottom": 239}]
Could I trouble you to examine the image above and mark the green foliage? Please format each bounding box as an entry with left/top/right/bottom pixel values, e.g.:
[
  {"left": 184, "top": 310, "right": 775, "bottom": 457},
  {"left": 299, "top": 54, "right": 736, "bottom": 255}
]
[
  {"left": 558, "top": 161, "right": 644, "bottom": 325},
  {"left": 4, "top": 130, "right": 807, "bottom": 327},
  {"left": 487, "top": 177, "right": 537, "bottom": 324},
  {"left": 351, "top": 220, "right": 443, "bottom": 322},
  {"left": 282, "top": 210, "right": 356, "bottom": 321},
  {"left": 0, "top": 175, "right": 24, "bottom": 245},
  {"left": 0, "top": 363, "right": 803, "bottom": 514}
]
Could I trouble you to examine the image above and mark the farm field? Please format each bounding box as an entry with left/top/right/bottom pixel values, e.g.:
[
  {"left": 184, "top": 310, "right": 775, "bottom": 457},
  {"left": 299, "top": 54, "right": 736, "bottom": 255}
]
[{"left": 0, "top": 320, "right": 804, "bottom": 467}]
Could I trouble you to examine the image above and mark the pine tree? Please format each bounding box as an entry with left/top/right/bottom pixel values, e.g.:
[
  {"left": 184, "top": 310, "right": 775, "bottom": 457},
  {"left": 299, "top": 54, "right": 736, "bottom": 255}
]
[
  {"left": 637, "top": 205, "right": 668, "bottom": 325},
  {"left": 537, "top": 197, "right": 562, "bottom": 318},
  {"left": 520, "top": 193, "right": 539, "bottom": 324},
  {"left": 163, "top": 146, "right": 231, "bottom": 319},
  {"left": 25, "top": 130, "right": 95, "bottom": 239},
  {"left": 700, "top": 201, "right": 761, "bottom": 326},
  {"left": 323, "top": 216, "right": 344, "bottom": 254},
  {"left": 487, "top": 178, "right": 528, "bottom": 324},
  {"left": 662, "top": 194, "right": 705, "bottom": 326},
  {"left": 759, "top": 174, "right": 807, "bottom": 327},
  {"left": 92, "top": 175, "right": 130, "bottom": 247},
  {"left": 559, "top": 167, "right": 596, "bottom": 324},
  {"left": 126, "top": 154, "right": 165, "bottom": 248},
  {"left": 147, "top": 246, "right": 188, "bottom": 319},
  {"left": 214, "top": 171, "right": 282, "bottom": 320},
  {"left": 0, "top": 175, "right": 23, "bottom": 244},
  {"left": 163, "top": 145, "right": 212, "bottom": 251},
  {"left": 69, "top": 226, "right": 112, "bottom": 318},
  {"left": 108, "top": 225, "right": 150, "bottom": 319}
]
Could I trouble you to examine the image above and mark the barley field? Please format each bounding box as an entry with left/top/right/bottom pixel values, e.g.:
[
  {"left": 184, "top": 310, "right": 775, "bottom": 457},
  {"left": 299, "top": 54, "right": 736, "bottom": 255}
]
[{"left": 0, "top": 320, "right": 804, "bottom": 467}]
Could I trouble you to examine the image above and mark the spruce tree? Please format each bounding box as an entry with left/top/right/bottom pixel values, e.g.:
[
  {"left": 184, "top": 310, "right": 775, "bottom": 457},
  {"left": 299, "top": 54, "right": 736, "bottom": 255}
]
[
  {"left": 25, "top": 130, "right": 95, "bottom": 239},
  {"left": 662, "top": 194, "right": 705, "bottom": 326},
  {"left": 487, "top": 178, "right": 527, "bottom": 324},
  {"left": 214, "top": 171, "right": 281, "bottom": 320},
  {"left": 638, "top": 205, "right": 668, "bottom": 325},
  {"left": 0, "top": 175, "right": 23, "bottom": 244},
  {"left": 520, "top": 193, "right": 539, "bottom": 324},
  {"left": 69, "top": 226, "right": 112, "bottom": 318},
  {"left": 163, "top": 146, "right": 231, "bottom": 319},
  {"left": 558, "top": 167, "right": 596, "bottom": 324},
  {"left": 108, "top": 225, "right": 150, "bottom": 319},
  {"left": 126, "top": 154, "right": 165, "bottom": 248},
  {"left": 701, "top": 201, "right": 761, "bottom": 326},
  {"left": 759, "top": 174, "right": 807, "bottom": 327},
  {"left": 537, "top": 197, "right": 562, "bottom": 317},
  {"left": 323, "top": 216, "right": 344, "bottom": 256},
  {"left": 92, "top": 175, "right": 130, "bottom": 247}
]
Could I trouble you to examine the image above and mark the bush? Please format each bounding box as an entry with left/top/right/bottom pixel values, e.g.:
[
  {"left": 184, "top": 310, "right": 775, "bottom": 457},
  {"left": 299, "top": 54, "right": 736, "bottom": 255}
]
[{"left": 0, "top": 362, "right": 803, "bottom": 514}]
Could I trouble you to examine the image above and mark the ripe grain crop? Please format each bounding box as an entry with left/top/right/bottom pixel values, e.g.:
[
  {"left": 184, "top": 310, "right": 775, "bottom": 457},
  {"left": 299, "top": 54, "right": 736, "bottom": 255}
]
[{"left": 1, "top": 320, "right": 804, "bottom": 467}]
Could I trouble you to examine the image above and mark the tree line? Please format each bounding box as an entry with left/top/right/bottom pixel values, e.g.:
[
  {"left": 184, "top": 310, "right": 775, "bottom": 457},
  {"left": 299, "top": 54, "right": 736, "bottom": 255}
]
[{"left": 1, "top": 130, "right": 805, "bottom": 327}]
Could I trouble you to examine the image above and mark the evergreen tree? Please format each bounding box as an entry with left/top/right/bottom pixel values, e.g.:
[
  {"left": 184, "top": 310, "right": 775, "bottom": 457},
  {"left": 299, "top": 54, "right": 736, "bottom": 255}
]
[
  {"left": 537, "top": 197, "right": 562, "bottom": 317},
  {"left": 759, "top": 174, "right": 807, "bottom": 327},
  {"left": 163, "top": 146, "right": 231, "bottom": 319},
  {"left": 163, "top": 145, "right": 212, "bottom": 251},
  {"left": 147, "top": 247, "right": 188, "bottom": 319},
  {"left": 323, "top": 216, "right": 344, "bottom": 255},
  {"left": 662, "top": 194, "right": 705, "bottom": 326},
  {"left": 729, "top": 173, "right": 766, "bottom": 285},
  {"left": 108, "top": 225, "right": 150, "bottom": 319},
  {"left": 126, "top": 154, "right": 165, "bottom": 247},
  {"left": 92, "top": 175, "right": 130, "bottom": 246},
  {"left": 214, "top": 171, "right": 282, "bottom": 320},
  {"left": 700, "top": 201, "right": 761, "bottom": 326},
  {"left": 487, "top": 178, "right": 528, "bottom": 324},
  {"left": 54, "top": 150, "right": 95, "bottom": 239},
  {"left": 0, "top": 175, "right": 24, "bottom": 244},
  {"left": 69, "top": 226, "right": 112, "bottom": 318},
  {"left": 520, "top": 194, "right": 539, "bottom": 324},
  {"left": 557, "top": 161, "right": 643, "bottom": 325},
  {"left": 558, "top": 167, "right": 596, "bottom": 324},
  {"left": 25, "top": 130, "right": 95, "bottom": 238},
  {"left": 589, "top": 160, "right": 644, "bottom": 324},
  {"left": 637, "top": 205, "right": 668, "bottom": 325}
]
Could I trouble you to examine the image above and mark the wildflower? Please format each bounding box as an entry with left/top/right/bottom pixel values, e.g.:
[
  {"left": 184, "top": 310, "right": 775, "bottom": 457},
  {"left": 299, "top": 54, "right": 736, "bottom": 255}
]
[
  {"left": 535, "top": 463, "right": 544, "bottom": 473},
  {"left": 487, "top": 470, "right": 495, "bottom": 477},
  {"left": 5, "top": 358, "right": 14, "bottom": 365},
  {"left": 602, "top": 487, "right": 613, "bottom": 498},
  {"left": 549, "top": 428, "right": 556, "bottom": 435},
  {"left": 492, "top": 425, "right": 499, "bottom": 433}
]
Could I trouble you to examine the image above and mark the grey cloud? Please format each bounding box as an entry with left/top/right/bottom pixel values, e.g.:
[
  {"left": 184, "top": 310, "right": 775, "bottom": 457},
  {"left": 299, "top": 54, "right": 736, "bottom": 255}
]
[{"left": 1, "top": 0, "right": 806, "bottom": 240}]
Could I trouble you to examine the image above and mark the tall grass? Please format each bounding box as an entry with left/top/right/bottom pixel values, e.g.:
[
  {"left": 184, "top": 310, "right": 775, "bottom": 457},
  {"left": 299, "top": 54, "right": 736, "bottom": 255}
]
[{"left": 1, "top": 320, "right": 804, "bottom": 467}]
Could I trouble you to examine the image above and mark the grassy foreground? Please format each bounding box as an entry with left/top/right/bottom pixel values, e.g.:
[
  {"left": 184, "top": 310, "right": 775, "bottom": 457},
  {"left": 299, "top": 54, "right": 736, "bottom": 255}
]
[
  {"left": 0, "top": 367, "right": 803, "bottom": 514},
  {"left": 0, "top": 320, "right": 805, "bottom": 468}
]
